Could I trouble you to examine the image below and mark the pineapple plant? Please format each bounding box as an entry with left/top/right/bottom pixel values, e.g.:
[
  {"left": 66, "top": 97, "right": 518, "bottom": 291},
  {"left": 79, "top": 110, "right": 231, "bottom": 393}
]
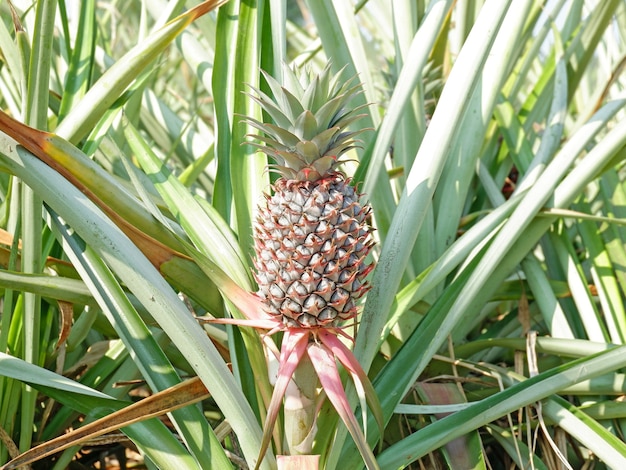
[
  {"left": 212, "top": 64, "right": 384, "bottom": 468},
  {"left": 246, "top": 64, "right": 374, "bottom": 329}
]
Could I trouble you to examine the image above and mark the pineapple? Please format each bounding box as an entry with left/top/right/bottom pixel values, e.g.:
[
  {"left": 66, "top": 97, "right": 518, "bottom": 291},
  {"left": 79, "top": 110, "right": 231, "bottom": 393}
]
[{"left": 246, "top": 65, "right": 374, "bottom": 328}]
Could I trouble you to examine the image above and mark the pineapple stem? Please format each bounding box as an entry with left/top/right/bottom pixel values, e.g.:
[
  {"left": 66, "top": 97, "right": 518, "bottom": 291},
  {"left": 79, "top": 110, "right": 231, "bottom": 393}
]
[
  {"left": 277, "top": 455, "right": 320, "bottom": 470},
  {"left": 283, "top": 353, "right": 319, "bottom": 456}
]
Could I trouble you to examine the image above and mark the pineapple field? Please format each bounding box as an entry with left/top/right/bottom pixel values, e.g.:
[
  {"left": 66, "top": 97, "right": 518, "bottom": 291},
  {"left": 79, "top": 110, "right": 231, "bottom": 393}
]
[{"left": 1, "top": 0, "right": 626, "bottom": 469}]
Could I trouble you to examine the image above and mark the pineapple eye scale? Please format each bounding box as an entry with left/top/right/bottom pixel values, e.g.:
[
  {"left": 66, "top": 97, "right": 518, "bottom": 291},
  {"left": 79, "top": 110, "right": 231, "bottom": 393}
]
[
  {"left": 269, "top": 284, "right": 285, "bottom": 298},
  {"left": 318, "top": 307, "right": 338, "bottom": 322},
  {"left": 287, "top": 281, "right": 308, "bottom": 297}
]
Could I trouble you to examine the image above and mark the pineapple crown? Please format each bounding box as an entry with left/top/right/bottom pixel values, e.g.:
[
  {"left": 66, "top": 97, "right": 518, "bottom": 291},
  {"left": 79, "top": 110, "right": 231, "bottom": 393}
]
[{"left": 244, "top": 64, "right": 368, "bottom": 182}]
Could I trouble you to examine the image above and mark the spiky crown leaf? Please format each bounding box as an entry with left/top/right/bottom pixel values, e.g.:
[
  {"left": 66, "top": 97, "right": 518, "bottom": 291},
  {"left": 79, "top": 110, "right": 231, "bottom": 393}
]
[{"left": 245, "top": 64, "right": 368, "bottom": 181}]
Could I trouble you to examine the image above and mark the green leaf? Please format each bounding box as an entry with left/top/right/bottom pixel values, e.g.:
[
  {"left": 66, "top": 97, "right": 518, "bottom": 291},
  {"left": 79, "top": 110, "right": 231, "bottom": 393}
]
[
  {"left": 0, "top": 353, "right": 203, "bottom": 470},
  {"left": 56, "top": 1, "right": 228, "bottom": 144},
  {"left": 377, "top": 345, "right": 626, "bottom": 468}
]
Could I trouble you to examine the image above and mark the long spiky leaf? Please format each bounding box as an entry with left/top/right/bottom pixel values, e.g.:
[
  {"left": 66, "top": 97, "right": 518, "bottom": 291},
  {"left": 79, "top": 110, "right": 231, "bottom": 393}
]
[
  {"left": 245, "top": 90, "right": 294, "bottom": 129},
  {"left": 318, "top": 330, "right": 385, "bottom": 448},
  {"left": 307, "top": 343, "right": 380, "bottom": 470},
  {"left": 255, "top": 331, "right": 309, "bottom": 470}
]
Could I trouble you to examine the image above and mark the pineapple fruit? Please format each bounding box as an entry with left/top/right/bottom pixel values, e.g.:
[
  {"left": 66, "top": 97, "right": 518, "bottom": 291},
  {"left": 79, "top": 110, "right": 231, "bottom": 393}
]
[{"left": 246, "top": 65, "right": 374, "bottom": 328}]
